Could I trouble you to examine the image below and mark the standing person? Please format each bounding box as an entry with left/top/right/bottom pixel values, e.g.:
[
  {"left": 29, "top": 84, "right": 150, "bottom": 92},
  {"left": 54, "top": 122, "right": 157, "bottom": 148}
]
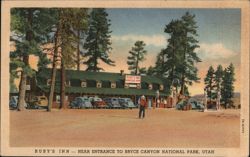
[{"left": 138, "top": 95, "right": 147, "bottom": 119}]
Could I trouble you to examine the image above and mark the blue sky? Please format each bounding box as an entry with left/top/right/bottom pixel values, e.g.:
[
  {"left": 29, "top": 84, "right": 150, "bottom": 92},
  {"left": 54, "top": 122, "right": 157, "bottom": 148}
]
[
  {"left": 107, "top": 8, "right": 240, "bottom": 53},
  {"left": 101, "top": 8, "right": 241, "bottom": 95}
]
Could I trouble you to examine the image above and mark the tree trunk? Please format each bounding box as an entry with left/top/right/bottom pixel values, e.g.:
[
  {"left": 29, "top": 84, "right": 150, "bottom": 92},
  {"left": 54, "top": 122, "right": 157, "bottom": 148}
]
[
  {"left": 17, "top": 57, "right": 28, "bottom": 111},
  {"left": 180, "top": 31, "right": 187, "bottom": 95},
  {"left": 135, "top": 52, "right": 139, "bottom": 75},
  {"left": 47, "top": 29, "right": 59, "bottom": 112},
  {"left": 60, "top": 60, "right": 65, "bottom": 109},
  {"left": 77, "top": 29, "right": 80, "bottom": 71},
  {"left": 180, "top": 76, "right": 185, "bottom": 95},
  {"left": 17, "top": 10, "right": 33, "bottom": 111}
]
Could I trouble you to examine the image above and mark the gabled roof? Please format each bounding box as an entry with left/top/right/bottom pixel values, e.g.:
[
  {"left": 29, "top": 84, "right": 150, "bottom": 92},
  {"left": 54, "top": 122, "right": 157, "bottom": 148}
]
[{"left": 38, "top": 68, "right": 167, "bottom": 84}]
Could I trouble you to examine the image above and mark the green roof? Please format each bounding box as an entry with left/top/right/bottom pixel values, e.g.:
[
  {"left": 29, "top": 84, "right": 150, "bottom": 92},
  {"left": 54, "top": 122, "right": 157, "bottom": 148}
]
[{"left": 37, "top": 68, "right": 166, "bottom": 84}]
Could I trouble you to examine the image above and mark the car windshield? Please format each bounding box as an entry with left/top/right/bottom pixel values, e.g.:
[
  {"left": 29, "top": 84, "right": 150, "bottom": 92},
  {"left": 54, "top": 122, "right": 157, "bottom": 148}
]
[
  {"left": 83, "top": 98, "right": 89, "bottom": 101},
  {"left": 119, "top": 99, "right": 125, "bottom": 102}
]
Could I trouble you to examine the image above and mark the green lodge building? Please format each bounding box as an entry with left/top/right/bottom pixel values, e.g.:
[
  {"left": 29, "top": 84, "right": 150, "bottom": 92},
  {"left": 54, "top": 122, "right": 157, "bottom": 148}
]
[{"left": 33, "top": 68, "right": 171, "bottom": 108}]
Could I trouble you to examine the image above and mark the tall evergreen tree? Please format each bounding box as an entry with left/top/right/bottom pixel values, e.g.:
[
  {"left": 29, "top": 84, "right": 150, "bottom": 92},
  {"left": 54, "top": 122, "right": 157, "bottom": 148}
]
[
  {"left": 221, "top": 63, "right": 235, "bottom": 108},
  {"left": 154, "top": 49, "right": 165, "bottom": 77},
  {"left": 10, "top": 8, "right": 56, "bottom": 111},
  {"left": 59, "top": 9, "right": 87, "bottom": 109},
  {"left": 70, "top": 9, "right": 89, "bottom": 70},
  {"left": 179, "top": 12, "right": 201, "bottom": 95},
  {"left": 127, "top": 41, "right": 147, "bottom": 75},
  {"left": 163, "top": 19, "right": 184, "bottom": 83},
  {"left": 48, "top": 9, "right": 88, "bottom": 110},
  {"left": 83, "top": 8, "right": 115, "bottom": 72},
  {"left": 214, "top": 64, "right": 223, "bottom": 98},
  {"left": 162, "top": 12, "right": 201, "bottom": 95},
  {"left": 204, "top": 66, "right": 215, "bottom": 102}
]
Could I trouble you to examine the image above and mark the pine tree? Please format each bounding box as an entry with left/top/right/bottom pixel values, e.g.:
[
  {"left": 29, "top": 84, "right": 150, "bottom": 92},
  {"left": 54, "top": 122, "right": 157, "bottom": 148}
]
[
  {"left": 127, "top": 41, "right": 147, "bottom": 75},
  {"left": 10, "top": 8, "right": 56, "bottom": 111},
  {"left": 214, "top": 65, "right": 223, "bottom": 98},
  {"left": 179, "top": 12, "right": 201, "bottom": 95},
  {"left": 221, "top": 63, "right": 235, "bottom": 108},
  {"left": 83, "top": 8, "right": 115, "bottom": 72},
  {"left": 204, "top": 66, "right": 215, "bottom": 102},
  {"left": 163, "top": 19, "right": 184, "bottom": 83},
  {"left": 154, "top": 49, "right": 165, "bottom": 77},
  {"left": 48, "top": 9, "right": 88, "bottom": 110},
  {"left": 70, "top": 9, "right": 89, "bottom": 70},
  {"left": 162, "top": 12, "right": 201, "bottom": 95},
  {"left": 47, "top": 10, "right": 61, "bottom": 111}
]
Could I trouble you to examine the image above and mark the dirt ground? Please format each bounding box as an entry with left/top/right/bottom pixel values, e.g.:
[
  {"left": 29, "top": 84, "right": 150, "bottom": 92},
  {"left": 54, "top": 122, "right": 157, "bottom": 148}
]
[{"left": 10, "top": 108, "right": 240, "bottom": 147}]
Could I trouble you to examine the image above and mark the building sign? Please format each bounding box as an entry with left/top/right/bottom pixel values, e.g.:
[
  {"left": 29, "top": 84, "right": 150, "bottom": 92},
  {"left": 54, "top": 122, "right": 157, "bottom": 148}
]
[{"left": 125, "top": 75, "right": 141, "bottom": 84}]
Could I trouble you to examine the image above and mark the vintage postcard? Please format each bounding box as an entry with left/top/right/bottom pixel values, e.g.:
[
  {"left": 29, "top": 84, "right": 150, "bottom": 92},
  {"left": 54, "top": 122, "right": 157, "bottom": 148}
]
[{"left": 1, "top": 0, "right": 249, "bottom": 156}]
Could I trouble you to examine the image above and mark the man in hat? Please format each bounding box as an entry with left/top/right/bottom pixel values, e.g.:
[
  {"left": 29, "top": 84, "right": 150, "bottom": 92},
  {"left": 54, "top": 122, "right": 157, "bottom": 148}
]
[{"left": 139, "top": 95, "right": 147, "bottom": 119}]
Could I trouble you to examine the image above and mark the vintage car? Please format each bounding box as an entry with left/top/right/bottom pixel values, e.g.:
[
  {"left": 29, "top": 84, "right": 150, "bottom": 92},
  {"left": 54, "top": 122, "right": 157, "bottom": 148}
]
[
  {"left": 103, "top": 97, "right": 122, "bottom": 109},
  {"left": 69, "top": 97, "right": 92, "bottom": 109},
  {"left": 175, "top": 100, "right": 188, "bottom": 110},
  {"left": 9, "top": 96, "right": 28, "bottom": 109},
  {"left": 207, "top": 100, "right": 217, "bottom": 109},
  {"left": 27, "top": 96, "right": 48, "bottom": 109},
  {"left": 118, "top": 98, "right": 136, "bottom": 109},
  {"left": 188, "top": 98, "right": 205, "bottom": 110},
  {"left": 176, "top": 98, "right": 204, "bottom": 110},
  {"left": 90, "top": 97, "right": 107, "bottom": 108}
]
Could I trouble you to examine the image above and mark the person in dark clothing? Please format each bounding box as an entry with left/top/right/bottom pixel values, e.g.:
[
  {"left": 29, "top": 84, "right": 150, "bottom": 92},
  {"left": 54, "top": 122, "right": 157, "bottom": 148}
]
[{"left": 138, "top": 95, "right": 147, "bottom": 119}]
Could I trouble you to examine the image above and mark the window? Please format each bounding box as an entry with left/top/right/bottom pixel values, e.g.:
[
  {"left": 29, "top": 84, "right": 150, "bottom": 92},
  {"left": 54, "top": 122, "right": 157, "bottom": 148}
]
[
  {"left": 136, "top": 83, "right": 141, "bottom": 89},
  {"left": 148, "top": 84, "right": 153, "bottom": 90},
  {"left": 65, "top": 80, "right": 71, "bottom": 87},
  {"left": 56, "top": 95, "right": 60, "bottom": 103},
  {"left": 111, "top": 82, "right": 116, "bottom": 88},
  {"left": 81, "top": 81, "right": 87, "bottom": 87},
  {"left": 96, "top": 81, "right": 102, "bottom": 88},
  {"left": 160, "top": 84, "right": 164, "bottom": 91}
]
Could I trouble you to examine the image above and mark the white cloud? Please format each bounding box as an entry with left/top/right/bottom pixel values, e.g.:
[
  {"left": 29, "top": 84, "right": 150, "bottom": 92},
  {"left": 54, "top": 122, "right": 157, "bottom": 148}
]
[
  {"left": 198, "top": 43, "right": 237, "bottom": 60},
  {"left": 111, "top": 34, "right": 167, "bottom": 47}
]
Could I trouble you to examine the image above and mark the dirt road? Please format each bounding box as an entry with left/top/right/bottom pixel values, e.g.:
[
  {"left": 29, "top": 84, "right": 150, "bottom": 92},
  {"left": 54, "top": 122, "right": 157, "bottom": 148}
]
[{"left": 10, "top": 108, "right": 240, "bottom": 147}]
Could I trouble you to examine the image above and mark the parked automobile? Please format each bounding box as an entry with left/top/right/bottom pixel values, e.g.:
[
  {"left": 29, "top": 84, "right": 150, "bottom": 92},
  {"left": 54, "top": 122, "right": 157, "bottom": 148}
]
[
  {"left": 188, "top": 98, "right": 204, "bottom": 110},
  {"left": 27, "top": 96, "right": 48, "bottom": 109},
  {"left": 90, "top": 97, "right": 107, "bottom": 108},
  {"left": 176, "top": 98, "right": 204, "bottom": 111},
  {"left": 69, "top": 97, "right": 92, "bottom": 109},
  {"left": 103, "top": 97, "right": 122, "bottom": 109},
  {"left": 175, "top": 100, "right": 187, "bottom": 110},
  {"left": 207, "top": 100, "right": 217, "bottom": 109},
  {"left": 118, "top": 98, "right": 136, "bottom": 109},
  {"left": 9, "top": 96, "right": 28, "bottom": 110}
]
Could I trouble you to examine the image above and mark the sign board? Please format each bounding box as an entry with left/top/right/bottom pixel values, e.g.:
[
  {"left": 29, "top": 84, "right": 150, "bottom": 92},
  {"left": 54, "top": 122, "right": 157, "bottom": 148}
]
[{"left": 125, "top": 75, "right": 141, "bottom": 84}]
